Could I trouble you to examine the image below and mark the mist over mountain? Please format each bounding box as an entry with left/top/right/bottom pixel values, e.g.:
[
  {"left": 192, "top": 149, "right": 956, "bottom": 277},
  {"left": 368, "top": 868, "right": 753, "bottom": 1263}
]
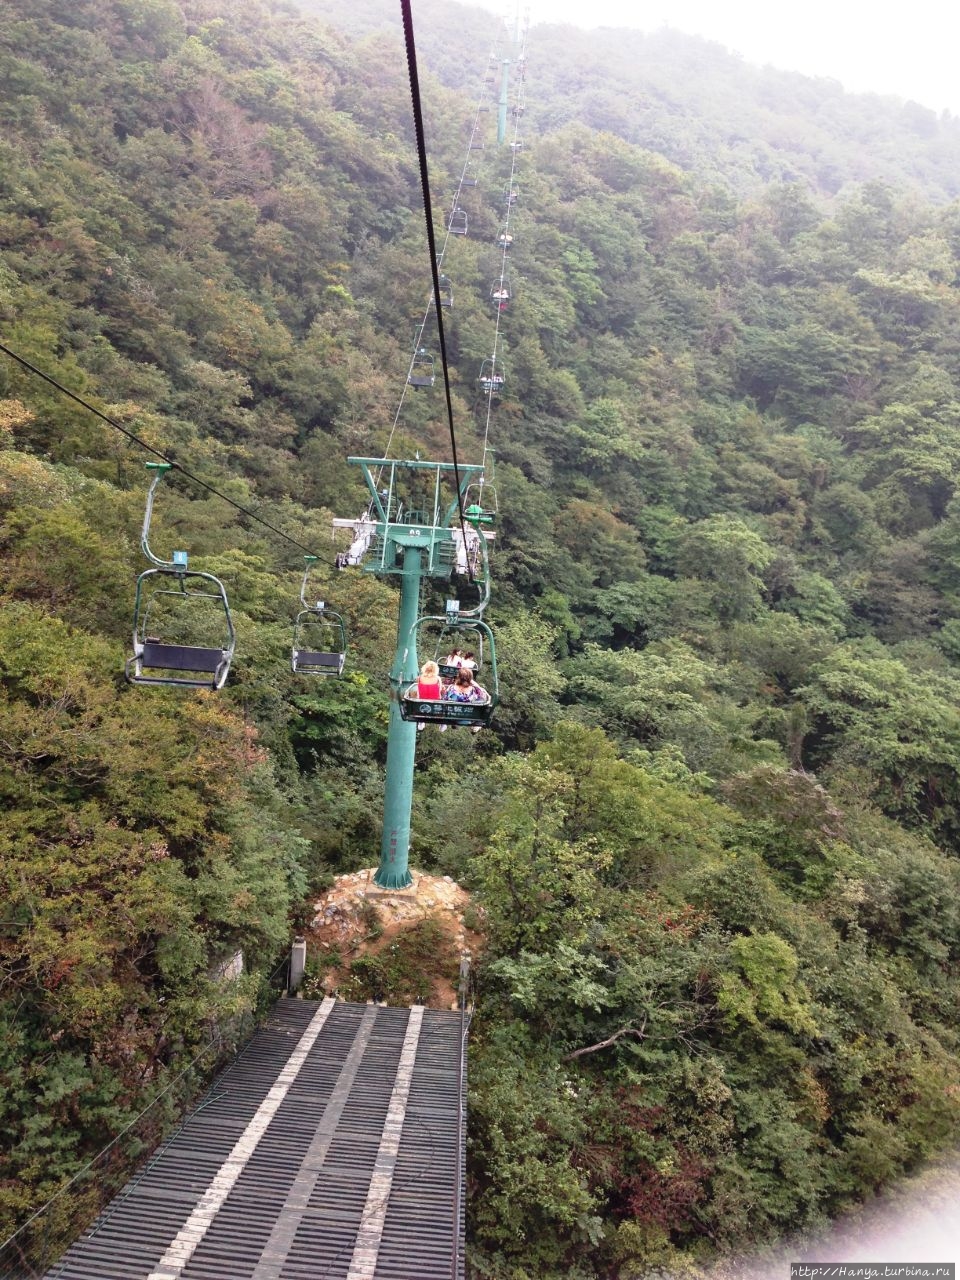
[{"left": 303, "top": 0, "right": 960, "bottom": 199}]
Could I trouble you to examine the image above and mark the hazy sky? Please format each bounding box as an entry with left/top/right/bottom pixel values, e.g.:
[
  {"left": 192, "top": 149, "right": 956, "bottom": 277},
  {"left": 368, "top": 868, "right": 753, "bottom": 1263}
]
[{"left": 527, "top": 1, "right": 960, "bottom": 117}]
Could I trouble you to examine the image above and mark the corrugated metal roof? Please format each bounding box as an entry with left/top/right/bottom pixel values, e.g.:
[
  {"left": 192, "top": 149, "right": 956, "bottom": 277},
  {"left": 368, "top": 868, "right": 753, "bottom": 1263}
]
[{"left": 47, "top": 1000, "right": 467, "bottom": 1280}]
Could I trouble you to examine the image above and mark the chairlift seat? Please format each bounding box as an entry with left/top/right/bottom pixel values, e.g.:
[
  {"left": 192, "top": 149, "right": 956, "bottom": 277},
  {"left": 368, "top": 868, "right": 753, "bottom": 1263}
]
[
  {"left": 401, "top": 688, "right": 493, "bottom": 727},
  {"left": 293, "top": 649, "right": 346, "bottom": 675},
  {"left": 292, "top": 594, "right": 348, "bottom": 677},
  {"left": 141, "top": 641, "right": 225, "bottom": 673}
]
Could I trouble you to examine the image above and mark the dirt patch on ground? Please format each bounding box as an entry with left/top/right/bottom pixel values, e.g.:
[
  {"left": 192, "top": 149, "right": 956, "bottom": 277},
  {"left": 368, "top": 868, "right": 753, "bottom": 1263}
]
[{"left": 301, "top": 868, "right": 484, "bottom": 1009}]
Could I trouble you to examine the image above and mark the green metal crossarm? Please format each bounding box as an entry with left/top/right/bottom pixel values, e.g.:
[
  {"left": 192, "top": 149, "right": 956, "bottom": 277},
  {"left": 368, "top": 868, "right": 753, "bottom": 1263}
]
[{"left": 348, "top": 457, "right": 485, "bottom": 529}]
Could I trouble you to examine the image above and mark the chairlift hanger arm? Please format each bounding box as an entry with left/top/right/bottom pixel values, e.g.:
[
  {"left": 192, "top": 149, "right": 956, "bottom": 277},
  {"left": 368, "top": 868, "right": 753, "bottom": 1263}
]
[
  {"left": 140, "top": 463, "right": 178, "bottom": 568},
  {"left": 299, "top": 555, "right": 319, "bottom": 609}
]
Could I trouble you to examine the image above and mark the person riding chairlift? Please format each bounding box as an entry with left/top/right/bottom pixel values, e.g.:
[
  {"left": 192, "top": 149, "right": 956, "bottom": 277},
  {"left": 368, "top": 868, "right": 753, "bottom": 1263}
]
[
  {"left": 418, "top": 660, "right": 442, "bottom": 698},
  {"left": 439, "top": 666, "right": 488, "bottom": 734},
  {"left": 414, "top": 660, "right": 442, "bottom": 731}
]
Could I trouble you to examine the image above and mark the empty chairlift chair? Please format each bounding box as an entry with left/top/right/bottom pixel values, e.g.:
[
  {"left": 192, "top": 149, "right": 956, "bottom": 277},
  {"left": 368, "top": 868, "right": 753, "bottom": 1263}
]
[
  {"left": 126, "top": 464, "right": 236, "bottom": 690},
  {"left": 292, "top": 557, "right": 347, "bottom": 676},
  {"left": 408, "top": 347, "right": 436, "bottom": 388},
  {"left": 449, "top": 207, "right": 468, "bottom": 236},
  {"left": 431, "top": 274, "right": 453, "bottom": 309}
]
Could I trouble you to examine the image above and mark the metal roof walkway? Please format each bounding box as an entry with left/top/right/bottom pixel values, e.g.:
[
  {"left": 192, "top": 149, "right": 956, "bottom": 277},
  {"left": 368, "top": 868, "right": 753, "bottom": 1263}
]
[{"left": 46, "top": 999, "right": 468, "bottom": 1280}]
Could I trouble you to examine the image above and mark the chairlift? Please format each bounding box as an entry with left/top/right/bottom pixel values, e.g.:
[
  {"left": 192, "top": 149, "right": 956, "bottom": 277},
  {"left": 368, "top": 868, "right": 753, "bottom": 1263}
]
[
  {"left": 408, "top": 347, "right": 436, "bottom": 389},
  {"left": 504, "top": 186, "right": 519, "bottom": 207},
  {"left": 126, "top": 463, "right": 235, "bottom": 690},
  {"left": 292, "top": 557, "right": 347, "bottom": 676},
  {"left": 396, "top": 605, "right": 499, "bottom": 728},
  {"left": 430, "top": 274, "right": 453, "bottom": 309},
  {"left": 478, "top": 359, "right": 505, "bottom": 397},
  {"left": 449, "top": 207, "right": 468, "bottom": 236},
  {"left": 490, "top": 281, "right": 511, "bottom": 311},
  {"left": 509, "top": 139, "right": 524, "bottom": 152},
  {"left": 464, "top": 481, "right": 497, "bottom": 530},
  {"left": 497, "top": 229, "right": 514, "bottom": 250}
]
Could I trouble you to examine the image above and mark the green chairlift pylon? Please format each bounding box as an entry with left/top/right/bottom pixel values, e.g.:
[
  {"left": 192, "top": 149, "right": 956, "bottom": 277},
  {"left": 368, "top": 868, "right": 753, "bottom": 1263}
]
[{"left": 333, "top": 457, "right": 496, "bottom": 888}]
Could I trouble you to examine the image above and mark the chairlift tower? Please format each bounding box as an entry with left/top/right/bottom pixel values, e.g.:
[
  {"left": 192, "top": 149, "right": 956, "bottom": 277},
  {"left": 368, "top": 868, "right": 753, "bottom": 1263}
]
[
  {"left": 333, "top": 457, "right": 492, "bottom": 888},
  {"left": 497, "top": 58, "right": 510, "bottom": 146},
  {"left": 497, "top": 7, "right": 527, "bottom": 145}
]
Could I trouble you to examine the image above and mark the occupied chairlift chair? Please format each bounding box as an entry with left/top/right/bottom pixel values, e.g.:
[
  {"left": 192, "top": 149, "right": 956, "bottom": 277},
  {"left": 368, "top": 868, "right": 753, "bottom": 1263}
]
[
  {"left": 504, "top": 185, "right": 519, "bottom": 208},
  {"left": 497, "top": 228, "right": 513, "bottom": 250},
  {"left": 291, "top": 556, "right": 346, "bottom": 676},
  {"left": 126, "top": 463, "right": 236, "bottom": 689},
  {"left": 463, "top": 480, "right": 497, "bottom": 531},
  {"left": 398, "top": 603, "right": 499, "bottom": 728},
  {"left": 478, "top": 359, "right": 505, "bottom": 397},
  {"left": 490, "top": 280, "right": 511, "bottom": 311}
]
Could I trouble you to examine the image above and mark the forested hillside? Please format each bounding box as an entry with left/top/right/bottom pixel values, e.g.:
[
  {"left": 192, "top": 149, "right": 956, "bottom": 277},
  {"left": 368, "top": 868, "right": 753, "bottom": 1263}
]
[
  {"left": 304, "top": 0, "right": 960, "bottom": 200},
  {"left": 4, "top": 1, "right": 960, "bottom": 1276}
]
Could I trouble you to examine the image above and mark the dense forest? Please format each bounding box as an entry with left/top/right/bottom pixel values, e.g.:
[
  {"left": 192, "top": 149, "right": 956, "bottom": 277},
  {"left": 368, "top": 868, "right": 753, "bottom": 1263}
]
[{"left": 4, "top": 0, "right": 960, "bottom": 1275}]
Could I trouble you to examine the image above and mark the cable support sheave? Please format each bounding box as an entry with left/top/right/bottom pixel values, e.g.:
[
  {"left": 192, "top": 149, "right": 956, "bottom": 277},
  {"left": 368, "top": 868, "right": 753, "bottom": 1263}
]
[
  {"left": 399, "top": 0, "right": 481, "bottom": 567},
  {"left": 0, "top": 338, "right": 325, "bottom": 561},
  {"left": 479, "top": 27, "right": 529, "bottom": 480},
  {"left": 378, "top": 35, "right": 505, "bottom": 474}
]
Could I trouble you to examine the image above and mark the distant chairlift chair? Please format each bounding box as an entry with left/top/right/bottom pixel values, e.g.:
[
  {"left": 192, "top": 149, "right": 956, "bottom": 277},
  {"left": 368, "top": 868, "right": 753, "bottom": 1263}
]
[
  {"left": 490, "top": 281, "right": 511, "bottom": 311},
  {"left": 431, "top": 274, "right": 454, "bottom": 309},
  {"left": 478, "top": 359, "right": 505, "bottom": 397},
  {"left": 408, "top": 347, "right": 436, "bottom": 388}
]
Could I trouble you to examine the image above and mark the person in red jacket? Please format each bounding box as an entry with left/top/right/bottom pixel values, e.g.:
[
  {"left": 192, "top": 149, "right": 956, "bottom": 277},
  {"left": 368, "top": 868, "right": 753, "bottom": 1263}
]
[
  {"left": 417, "top": 660, "right": 442, "bottom": 699},
  {"left": 413, "top": 660, "right": 442, "bottom": 731}
]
